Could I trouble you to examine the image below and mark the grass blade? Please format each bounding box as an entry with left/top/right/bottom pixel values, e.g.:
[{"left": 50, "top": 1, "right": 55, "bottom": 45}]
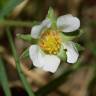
[
  {"left": 6, "top": 28, "right": 36, "bottom": 96},
  {"left": 0, "top": 0, "right": 23, "bottom": 18},
  {"left": 0, "top": 58, "right": 12, "bottom": 96}
]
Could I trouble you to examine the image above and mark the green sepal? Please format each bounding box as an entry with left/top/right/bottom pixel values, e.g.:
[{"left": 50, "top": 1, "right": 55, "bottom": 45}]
[
  {"left": 20, "top": 48, "right": 29, "bottom": 59},
  {"left": 75, "top": 43, "right": 84, "bottom": 52},
  {"left": 47, "top": 7, "right": 54, "bottom": 19},
  {"left": 57, "top": 46, "right": 67, "bottom": 61},
  {"left": 61, "top": 29, "right": 83, "bottom": 41},
  {"left": 60, "top": 32, "right": 76, "bottom": 41},
  {"left": 47, "top": 7, "right": 57, "bottom": 28},
  {"left": 16, "top": 34, "right": 38, "bottom": 44}
]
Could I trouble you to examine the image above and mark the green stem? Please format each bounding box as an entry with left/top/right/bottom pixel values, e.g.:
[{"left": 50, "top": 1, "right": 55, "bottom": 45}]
[
  {"left": 0, "top": 58, "right": 12, "bottom": 96},
  {"left": 6, "top": 28, "right": 36, "bottom": 96},
  {"left": 0, "top": 20, "right": 38, "bottom": 27}
]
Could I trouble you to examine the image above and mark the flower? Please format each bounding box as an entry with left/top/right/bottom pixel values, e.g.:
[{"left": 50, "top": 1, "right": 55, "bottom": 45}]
[{"left": 29, "top": 14, "right": 80, "bottom": 73}]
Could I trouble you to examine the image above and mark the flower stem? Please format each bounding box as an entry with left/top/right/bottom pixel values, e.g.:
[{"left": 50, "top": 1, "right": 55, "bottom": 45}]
[
  {"left": 6, "top": 28, "right": 36, "bottom": 96},
  {"left": 0, "top": 20, "right": 38, "bottom": 27}
]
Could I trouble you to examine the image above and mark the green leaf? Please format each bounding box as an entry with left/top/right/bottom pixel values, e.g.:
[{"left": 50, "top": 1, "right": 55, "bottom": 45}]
[
  {"left": 75, "top": 43, "right": 84, "bottom": 51},
  {"left": 0, "top": 0, "right": 23, "bottom": 19},
  {"left": 20, "top": 48, "right": 29, "bottom": 59},
  {"left": 0, "top": 58, "right": 12, "bottom": 96},
  {"left": 16, "top": 34, "right": 38, "bottom": 44}
]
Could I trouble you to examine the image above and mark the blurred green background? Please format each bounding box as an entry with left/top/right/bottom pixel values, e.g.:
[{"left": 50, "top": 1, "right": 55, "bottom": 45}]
[{"left": 0, "top": 0, "right": 96, "bottom": 96}]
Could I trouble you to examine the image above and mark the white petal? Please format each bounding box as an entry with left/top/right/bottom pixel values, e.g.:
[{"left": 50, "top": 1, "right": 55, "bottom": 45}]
[
  {"left": 63, "top": 41, "right": 79, "bottom": 63},
  {"left": 42, "top": 55, "right": 60, "bottom": 73},
  {"left": 29, "top": 45, "right": 60, "bottom": 73},
  {"left": 31, "top": 25, "right": 43, "bottom": 38},
  {"left": 41, "top": 18, "right": 51, "bottom": 28},
  {"left": 29, "top": 45, "right": 44, "bottom": 67},
  {"left": 31, "top": 19, "right": 51, "bottom": 38},
  {"left": 57, "top": 14, "right": 80, "bottom": 32}
]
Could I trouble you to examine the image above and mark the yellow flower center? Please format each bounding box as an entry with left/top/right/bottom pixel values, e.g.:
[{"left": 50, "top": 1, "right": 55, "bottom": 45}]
[{"left": 39, "top": 29, "right": 61, "bottom": 55}]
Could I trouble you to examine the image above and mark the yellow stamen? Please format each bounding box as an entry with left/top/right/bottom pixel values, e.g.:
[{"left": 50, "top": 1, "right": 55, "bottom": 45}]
[{"left": 39, "top": 29, "right": 61, "bottom": 55}]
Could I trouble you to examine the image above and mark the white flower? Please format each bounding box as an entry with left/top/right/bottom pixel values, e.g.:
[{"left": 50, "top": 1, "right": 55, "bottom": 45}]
[{"left": 29, "top": 14, "right": 80, "bottom": 73}]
